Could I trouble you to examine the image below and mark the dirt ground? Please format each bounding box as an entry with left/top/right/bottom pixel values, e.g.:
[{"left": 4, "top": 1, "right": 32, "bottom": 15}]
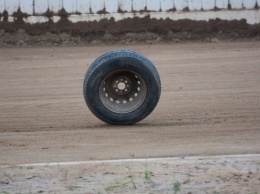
[
  {"left": 1, "top": 155, "right": 260, "bottom": 194},
  {"left": 0, "top": 41, "right": 260, "bottom": 193}
]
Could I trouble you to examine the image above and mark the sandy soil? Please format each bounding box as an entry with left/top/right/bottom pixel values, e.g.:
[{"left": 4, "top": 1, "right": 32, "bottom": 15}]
[
  {"left": 0, "top": 42, "right": 260, "bottom": 193},
  {"left": 1, "top": 155, "right": 260, "bottom": 194}
]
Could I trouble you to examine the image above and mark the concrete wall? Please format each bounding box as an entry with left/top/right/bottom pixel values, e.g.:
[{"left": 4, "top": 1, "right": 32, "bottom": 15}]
[{"left": 0, "top": 0, "right": 259, "bottom": 24}]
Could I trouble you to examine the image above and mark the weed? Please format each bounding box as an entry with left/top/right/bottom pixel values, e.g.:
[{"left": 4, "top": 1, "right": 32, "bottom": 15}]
[
  {"left": 143, "top": 159, "right": 154, "bottom": 182},
  {"left": 126, "top": 166, "right": 137, "bottom": 189},
  {"left": 78, "top": 175, "right": 84, "bottom": 179},
  {"left": 173, "top": 181, "right": 181, "bottom": 194},
  {"left": 129, "top": 153, "right": 135, "bottom": 158},
  {"left": 105, "top": 182, "right": 121, "bottom": 190},
  {"left": 144, "top": 170, "right": 152, "bottom": 181},
  {"left": 68, "top": 185, "right": 83, "bottom": 190},
  {"left": 105, "top": 181, "right": 131, "bottom": 191},
  {"left": 105, "top": 166, "right": 137, "bottom": 191},
  {"left": 0, "top": 192, "right": 10, "bottom": 194},
  {"left": 64, "top": 169, "right": 69, "bottom": 181},
  {"left": 57, "top": 164, "right": 69, "bottom": 184}
]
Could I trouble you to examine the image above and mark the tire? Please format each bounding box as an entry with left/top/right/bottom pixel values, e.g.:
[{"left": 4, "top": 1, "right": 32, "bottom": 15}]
[{"left": 83, "top": 50, "right": 161, "bottom": 125}]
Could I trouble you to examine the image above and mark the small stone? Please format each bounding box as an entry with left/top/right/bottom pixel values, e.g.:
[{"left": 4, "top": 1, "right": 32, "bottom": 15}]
[
  {"left": 103, "top": 32, "right": 113, "bottom": 41},
  {"left": 168, "top": 31, "right": 174, "bottom": 36},
  {"left": 17, "top": 29, "right": 26, "bottom": 34},
  {"left": 211, "top": 38, "right": 219, "bottom": 43},
  {"left": 0, "top": 180, "right": 9, "bottom": 185},
  {"left": 91, "top": 40, "right": 102, "bottom": 45},
  {"left": 156, "top": 37, "right": 162, "bottom": 42},
  {"left": 173, "top": 38, "right": 180, "bottom": 43},
  {"left": 0, "top": 29, "right": 5, "bottom": 36}
]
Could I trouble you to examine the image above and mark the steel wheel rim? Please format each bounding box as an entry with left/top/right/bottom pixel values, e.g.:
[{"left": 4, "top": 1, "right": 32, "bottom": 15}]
[{"left": 99, "top": 70, "right": 147, "bottom": 114}]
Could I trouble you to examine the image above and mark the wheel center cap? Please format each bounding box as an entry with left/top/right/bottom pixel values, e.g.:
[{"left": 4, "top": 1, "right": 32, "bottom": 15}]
[{"left": 117, "top": 82, "right": 126, "bottom": 90}]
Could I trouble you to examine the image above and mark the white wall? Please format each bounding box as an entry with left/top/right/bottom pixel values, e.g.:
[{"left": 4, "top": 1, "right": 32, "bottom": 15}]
[
  {"left": 188, "top": 0, "right": 202, "bottom": 11},
  {"left": 132, "top": 0, "right": 146, "bottom": 11},
  {"left": 160, "top": 0, "right": 174, "bottom": 11},
  {"left": 118, "top": 0, "right": 132, "bottom": 12},
  {"left": 174, "top": 0, "right": 188, "bottom": 11},
  {"left": 34, "top": 0, "right": 48, "bottom": 14},
  {"left": 105, "top": 0, "right": 118, "bottom": 13},
  {"left": 90, "top": 0, "right": 104, "bottom": 13},
  {"left": 5, "top": 0, "right": 19, "bottom": 15},
  {"left": 216, "top": 0, "right": 229, "bottom": 9},
  {"left": 49, "top": 0, "right": 63, "bottom": 13},
  {"left": 0, "top": 0, "right": 259, "bottom": 24},
  {"left": 77, "top": 0, "right": 90, "bottom": 14},
  {"left": 243, "top": 0, "right": 256, "bottom": 9},
  {"left": 0, "top": 0, "right": 258, "bottom": 15},
  {"left": 202, "top": 0, "right": 215, "bottom": 10},
  {"left": 147, "top": 0, "right": 160, "bottom": 11},
  {"left": 19, "top": 0, "right": 33, "bottom": 15},
  {"left": 230, "top": 0, "right": 243, "bottom": 9}
]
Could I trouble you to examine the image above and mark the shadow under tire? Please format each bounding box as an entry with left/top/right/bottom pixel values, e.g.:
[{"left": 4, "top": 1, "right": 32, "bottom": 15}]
[{"left": 83, "top": 50, "right": 161, "bottom": 125}]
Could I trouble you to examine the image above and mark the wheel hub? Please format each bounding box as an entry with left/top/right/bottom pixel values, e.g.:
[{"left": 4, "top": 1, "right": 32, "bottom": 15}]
[
  {"left": 112, "top": 76, "right": 132, "bottom": 95},
  {"left": 99, "top": 70, "right": 147, "bottom": 114}
]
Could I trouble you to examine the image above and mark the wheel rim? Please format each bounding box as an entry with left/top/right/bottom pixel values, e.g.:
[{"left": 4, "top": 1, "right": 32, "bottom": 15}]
[{"left": 99, "top": 70, "right": 147, "bottom": 114}]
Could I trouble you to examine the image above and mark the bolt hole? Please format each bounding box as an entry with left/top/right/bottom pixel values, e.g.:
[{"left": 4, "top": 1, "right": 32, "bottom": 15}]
[
  {"left": 129, "top": 98, "right": 133, "bottom": 102},
  {"left": 137, "top": 87, "right": 140, "bottom": 91},
  {"left": 110, "top": 98, "right": 114, "bottom": 102}
]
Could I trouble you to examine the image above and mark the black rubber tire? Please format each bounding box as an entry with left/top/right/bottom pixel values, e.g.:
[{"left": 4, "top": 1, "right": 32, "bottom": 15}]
[{"left": 83, "top": 50, "right": 161, "bottom": 125}]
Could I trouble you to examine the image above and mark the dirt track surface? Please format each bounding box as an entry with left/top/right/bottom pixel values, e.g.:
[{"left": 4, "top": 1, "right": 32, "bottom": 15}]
[
  {"left": 0, "top": 42, "right": 260, "bottom": 166},
  {"left": 1, "top": 42, "right": 260, "bottom": 193}
]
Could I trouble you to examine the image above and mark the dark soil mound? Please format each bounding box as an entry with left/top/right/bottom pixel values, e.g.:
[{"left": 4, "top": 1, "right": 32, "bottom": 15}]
[{"left": 0, "top": 15, "right": 260, "bottom": 46}]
